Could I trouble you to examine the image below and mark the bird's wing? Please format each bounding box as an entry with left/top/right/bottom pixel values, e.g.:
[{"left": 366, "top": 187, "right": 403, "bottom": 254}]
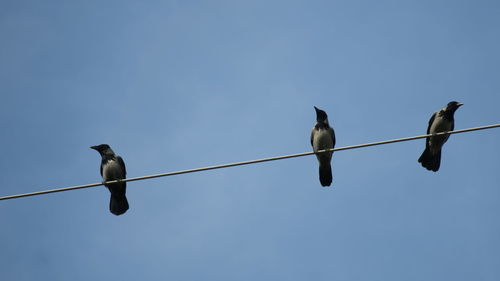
[
  {"left": 116, "top": 156, "right": 127, "bottom": 177},
  {"left": 310, "top": 128, "right": 315, "bottom": 147},
  {"left": 424, "top": 111, "right": 437, "bottom": 149},
  {"left": 426, "top": 112, "right": 437, "bottom": 135},
  {"left": 329, "top": 127, "right": 336, "bottom": 148}
]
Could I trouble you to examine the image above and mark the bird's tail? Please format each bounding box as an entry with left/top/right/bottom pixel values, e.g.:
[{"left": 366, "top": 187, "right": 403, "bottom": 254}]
[
  {"left": 110, "top": 195, "right": 129, "bottom": 216},
  {"left": 418, "top": 147, "right": 441, "bottom": 172},
  {"left": 319, "top": 163, "right": 333, "bottom": 187}
]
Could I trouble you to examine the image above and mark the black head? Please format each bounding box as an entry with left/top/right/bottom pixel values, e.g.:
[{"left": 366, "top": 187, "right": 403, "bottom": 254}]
[
  {"left": 445, "top": 101, "right": 463, "bottom": 112},
  {"left": 314, "top": 106, "right": 329, "bottom": 123},
  {"left": 90, "top": 144, "right": 115, "bottom": 156}
]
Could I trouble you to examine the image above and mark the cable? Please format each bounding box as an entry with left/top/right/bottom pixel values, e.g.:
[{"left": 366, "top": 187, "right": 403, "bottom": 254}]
[{"left": 1, "top": 123, "right": 499, "bottom": 201}]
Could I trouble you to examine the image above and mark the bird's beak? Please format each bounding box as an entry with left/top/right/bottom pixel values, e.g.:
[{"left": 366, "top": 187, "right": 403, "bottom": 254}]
[
  {"left": 457, "top": 102, "right": 464, "bottom": 107},
  {"left": 314, "top": 106, "right": 319, "bottom": 112},
  {"left": 90, "top": 146, "right": 98, "bottom": 150}
]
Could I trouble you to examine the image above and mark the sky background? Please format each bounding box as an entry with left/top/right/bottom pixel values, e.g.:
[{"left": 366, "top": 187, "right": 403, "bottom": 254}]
[{"left": 1, "top": 0, "right": 499, "bottom": 280}]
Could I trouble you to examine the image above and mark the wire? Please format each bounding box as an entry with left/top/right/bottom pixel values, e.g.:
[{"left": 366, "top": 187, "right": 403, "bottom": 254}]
[{"left": 1, "top": 123, "right": 499, "bottom": 201}]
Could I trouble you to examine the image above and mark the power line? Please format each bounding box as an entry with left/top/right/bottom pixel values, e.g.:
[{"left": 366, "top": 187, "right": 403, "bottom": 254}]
[{"left": 1, "top": 123, "right": 499, "bottom": 201}]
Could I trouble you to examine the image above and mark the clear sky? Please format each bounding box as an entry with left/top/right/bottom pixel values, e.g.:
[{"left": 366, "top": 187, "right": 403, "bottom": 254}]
[{"left": 1, "top": 1, "right": 499, "bottom": 280}]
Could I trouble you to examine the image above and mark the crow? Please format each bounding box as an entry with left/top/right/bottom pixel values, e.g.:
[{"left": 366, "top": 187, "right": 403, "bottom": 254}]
[
  {"left": 90, "top": 144, "right": 129, "bottom": 215},
  {"left": 311, "top": 106, "right": 336, "bottom": 186},
  {"left": 418, "top": 101, "right": 463, "bottom": 172}
]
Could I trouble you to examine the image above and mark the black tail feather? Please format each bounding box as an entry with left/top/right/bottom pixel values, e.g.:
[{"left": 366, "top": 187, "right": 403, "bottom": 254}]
[
  {"left": 110, "top": 195, "right": 129, "bottom": 215},
  {"left": 418, "top": 148, "right": 441, "bottom": 172},
  {"left": 319, "top": 163, "right": 333, "bottom": 186}
]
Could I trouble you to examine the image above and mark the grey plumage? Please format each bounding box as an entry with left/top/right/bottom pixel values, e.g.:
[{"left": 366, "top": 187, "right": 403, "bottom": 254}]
[
  {"left": 311, "top": 106, "right": 336, "bottom": 186},
  {"left": 90, "top": 144, "right": 129, "bottom": 215},
  {"left": 418, "top": 101, "right": 463, "bottom": 172}
]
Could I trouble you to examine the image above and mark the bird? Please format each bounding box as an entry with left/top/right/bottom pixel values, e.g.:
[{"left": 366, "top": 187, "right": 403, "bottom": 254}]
[
  {"left": 90, "top": 144, "right": 129, "bottom": 215},
  {"left": 418, "top": 101, "right": 463, "bottom": 172},
  {"left": 311, "top": 106, "right": 336, "bottom": 186}
]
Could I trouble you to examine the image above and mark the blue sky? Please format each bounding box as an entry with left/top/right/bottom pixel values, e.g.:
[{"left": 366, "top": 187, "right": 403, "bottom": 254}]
[{"left": 1, "top": 0, "right": 499, "bottom": 280}]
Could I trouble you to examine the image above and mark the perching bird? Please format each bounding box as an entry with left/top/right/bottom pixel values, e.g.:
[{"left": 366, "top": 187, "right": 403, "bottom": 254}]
[
  {"left": 311, "top": 106, "right": 336, "bottom": 186},
  {"left": 90, "top": 144, "right": 129, "bottom": 215},
  {"left": 418, "top": 101, "right": 463, "bottom": 172}
]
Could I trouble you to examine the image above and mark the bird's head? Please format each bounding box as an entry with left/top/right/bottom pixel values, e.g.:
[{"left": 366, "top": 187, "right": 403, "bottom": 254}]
[
  {"left": 314, "top": 106, "right": 329, "bottom": 124},
  {"left": 446, "top": 101, "right": 464, "bottom": 112},
  {"left": 90, "top": 144, "right": 115, "bottom": 156}
]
